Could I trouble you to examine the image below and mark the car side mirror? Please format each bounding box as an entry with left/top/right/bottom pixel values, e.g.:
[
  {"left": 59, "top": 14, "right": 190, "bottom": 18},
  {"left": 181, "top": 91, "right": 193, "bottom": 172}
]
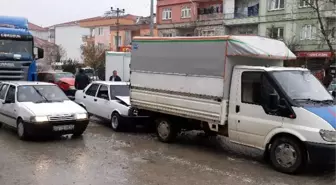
[
  {"left": 34, "top": 47, "right": 44, "bottom": 59},
  {"left": 268, "top": 94, "right": 279, "bottom": 110}
]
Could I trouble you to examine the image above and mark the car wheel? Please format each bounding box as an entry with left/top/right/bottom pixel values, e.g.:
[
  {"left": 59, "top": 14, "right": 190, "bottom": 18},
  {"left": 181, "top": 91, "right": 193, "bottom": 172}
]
[
  {"left": 111, "top": 112, "right": 122, "bottom": 132},
  {"left": 270, "top": 136, "right": 307, "bottom": 174},
  {"left": 17, "top": 119, "right": 28, "bottom": 140},
  {"left": 155, "top": 118, "right": 178, "bottom": 143}
]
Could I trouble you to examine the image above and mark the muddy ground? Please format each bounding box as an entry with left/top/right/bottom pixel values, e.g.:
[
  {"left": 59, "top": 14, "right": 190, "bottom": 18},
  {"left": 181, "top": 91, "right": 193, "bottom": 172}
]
[{"left": 0, "top": 118, "right": 334, "bottom": 185}]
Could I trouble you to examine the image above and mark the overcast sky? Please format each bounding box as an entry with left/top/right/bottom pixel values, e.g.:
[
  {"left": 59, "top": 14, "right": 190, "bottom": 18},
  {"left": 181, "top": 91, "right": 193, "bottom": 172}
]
[{"left": 0, "top": 0, "right": 156, "bottom": 27}]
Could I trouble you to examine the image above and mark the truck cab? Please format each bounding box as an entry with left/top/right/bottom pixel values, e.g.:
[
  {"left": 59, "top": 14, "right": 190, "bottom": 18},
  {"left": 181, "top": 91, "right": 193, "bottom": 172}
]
[{"left": 0, "top": 15, "right": 44, "bottom": 81}]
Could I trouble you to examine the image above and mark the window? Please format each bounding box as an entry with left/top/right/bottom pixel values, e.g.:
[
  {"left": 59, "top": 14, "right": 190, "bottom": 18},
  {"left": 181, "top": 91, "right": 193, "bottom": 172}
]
[
  {"left": 300, "top": 25, "right": 316, "bottom": 40},
  {"left": 85, "top": 84, "right": 99, "bottom": 96},
  {"left": 241, "top": 72, "right": 263, "bottom": 104},
  {"left": 98, "top": 27, "right": 104, "bottom": 36},
  {"left": 201, "top": 30, "right": 215, "bottom": 36},
  {"left": 268, "top": 0, "right": 285, "bottom": 10},
  {"left": 5, "top": 85, "right": 16, "bottom": 102},
  {"left": 267, "top": 27, "right": 284, "bottom": 40},
  {"left": 97, "top": 85, "right": 109, "bottom": 100},
  {"left": 299, "top": 0, "right": 314, "bottom": 7},
  {"left": 162, "top": 33, "right": 173, "bottom": 37},
  {"left": 181, "top": 7, "right": 191, "bottom": 18},
  {"left": 0, "top": 84, "right": 9, "bottom": 99},
  {"left": 97, "top": 43, "right": 104, "bottom": 49},
  {"left": 162, "top": 8, "right": 172, "bottom": 20},
  {"left": 114, "top": 36, "right": 122, "bottom": 47}
]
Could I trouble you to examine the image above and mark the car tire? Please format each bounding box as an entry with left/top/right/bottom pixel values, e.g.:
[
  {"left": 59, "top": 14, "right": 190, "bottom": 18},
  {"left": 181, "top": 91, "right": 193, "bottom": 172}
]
[
  {"left": 17, "top": 119, "right": 28, "bottom": 140},
  {"left": 111, "top": 112, "right": 122, "bottom": 132},
  {"left": 155, "top": 118, "right": 178, "bottom": 143},
  {"left": 269, "top": 136, "right": 307, "bottom": 174}
]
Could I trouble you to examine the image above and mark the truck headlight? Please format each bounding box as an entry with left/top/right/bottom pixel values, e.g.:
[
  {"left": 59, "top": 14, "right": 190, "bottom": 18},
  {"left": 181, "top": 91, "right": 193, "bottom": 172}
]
[
  {"left": 30, "top": 116, "right": 49, "bottom": 122},
  {"left": 75, "top": 113, "right": 88, "bottom": 120},
  {"left": 319, "top": 129, "right": 336, "bottom": 142}
]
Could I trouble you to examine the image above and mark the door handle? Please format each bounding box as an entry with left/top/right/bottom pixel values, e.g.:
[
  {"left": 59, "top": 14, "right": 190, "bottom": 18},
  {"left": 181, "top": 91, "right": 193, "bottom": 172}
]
[
  {"left": 83, "top": 96, "right": 86, "bottom": 98},
  {"left": 94, "top": 99, "right": 97, "bottom": 102},
  {"left": 235, "top": 105, "right": 240, "bottom": 113}
]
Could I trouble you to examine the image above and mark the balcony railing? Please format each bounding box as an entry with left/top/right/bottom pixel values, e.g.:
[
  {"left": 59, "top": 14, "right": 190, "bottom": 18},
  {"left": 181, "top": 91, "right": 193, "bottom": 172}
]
[
  {"left": 198, "top": 13, "right": 224, "bottom": 21},
  {"left": 224, "top": 12, "right": 259, "bottom": 20}
]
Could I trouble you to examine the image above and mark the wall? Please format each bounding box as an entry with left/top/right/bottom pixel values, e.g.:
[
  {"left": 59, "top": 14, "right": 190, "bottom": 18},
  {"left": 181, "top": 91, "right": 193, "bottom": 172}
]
[
  {"left": 55, "top": 25, "right": 90, "bottom": 62},
  {"left": 140, "top": 28, "right": 158, "bottom": 36},
  {"left": 30, "top": 30, "right": 49, "bottom": 40},
  {"left": 94, "top": 26, "right": 110, "bottom": 47},
  {"left": 157, "top": 2, "right": 197, "bottom": 24}
]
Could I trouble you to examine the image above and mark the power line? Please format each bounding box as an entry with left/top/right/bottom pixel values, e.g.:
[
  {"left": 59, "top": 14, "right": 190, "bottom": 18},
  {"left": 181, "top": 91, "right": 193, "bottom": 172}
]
[{"left": 110, "top": 7, "right": 125, "bottom": 51}]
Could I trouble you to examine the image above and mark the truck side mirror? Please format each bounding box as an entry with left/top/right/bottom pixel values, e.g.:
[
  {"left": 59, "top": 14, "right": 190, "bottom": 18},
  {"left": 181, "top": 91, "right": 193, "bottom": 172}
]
[
  {"left": 34, "top": 47, "right": 44, "bottom": 59},
  {"left": 268, "top": 94, "right": 279, "bottom": 110}
]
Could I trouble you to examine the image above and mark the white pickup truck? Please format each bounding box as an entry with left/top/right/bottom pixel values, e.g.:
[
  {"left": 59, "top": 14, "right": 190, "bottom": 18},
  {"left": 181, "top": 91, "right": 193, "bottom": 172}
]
[{"left": 129, "top": 36, "right": 336, "bottom": 174}]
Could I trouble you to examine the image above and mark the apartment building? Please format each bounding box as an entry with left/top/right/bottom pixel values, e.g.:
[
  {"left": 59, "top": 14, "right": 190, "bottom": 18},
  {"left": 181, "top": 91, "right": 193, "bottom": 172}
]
[
  {"left": 79, "top": 14, "right": 137, "bottom": 49},
  {"left": 157, "top": 0, "right": 224, "bottom": 36}
]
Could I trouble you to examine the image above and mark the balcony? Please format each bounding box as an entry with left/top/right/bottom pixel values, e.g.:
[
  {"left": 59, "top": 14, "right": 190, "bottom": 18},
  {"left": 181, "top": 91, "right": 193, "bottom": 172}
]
[
  {"left": 224, "top": 13, "right": 260, "bottom": 25},
  {"left": 197, "top": 13, "right": 224, "bottom": 26}
]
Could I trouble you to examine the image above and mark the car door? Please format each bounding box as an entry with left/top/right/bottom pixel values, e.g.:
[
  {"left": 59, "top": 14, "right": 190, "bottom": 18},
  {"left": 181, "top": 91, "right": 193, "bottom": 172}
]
[
  {"left": 94, "top": 84, "right": 110, "bottom": 119},
  {"left": 1, "top": 85, "right": 17, "bottom": 127},
  {"left": 0, "top": 84, "right": 9, "bottom": 124},
  {"left": 83, "top": 83, "right": 100, "bottom": 114},
  {"left": 232, "top": 70, "right": 284, "bottom": 149}
]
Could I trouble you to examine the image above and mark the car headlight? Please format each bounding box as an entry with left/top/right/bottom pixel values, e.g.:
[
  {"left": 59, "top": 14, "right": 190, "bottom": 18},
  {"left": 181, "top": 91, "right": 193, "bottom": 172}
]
[
  {"left": 319, "top": 129, "right": 336, "bottom": 142},
  {"left": 30, "top": 116, "right": 49, "bottom": 122},
  {"left": 75, "top": 113, "right": 88, "bottom": 120}
]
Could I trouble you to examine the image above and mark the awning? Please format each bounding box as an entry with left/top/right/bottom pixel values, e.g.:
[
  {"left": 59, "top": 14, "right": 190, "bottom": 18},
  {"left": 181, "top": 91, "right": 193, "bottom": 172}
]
[{"left": 296, "top": 51, "right": 333, "bottom": 58}]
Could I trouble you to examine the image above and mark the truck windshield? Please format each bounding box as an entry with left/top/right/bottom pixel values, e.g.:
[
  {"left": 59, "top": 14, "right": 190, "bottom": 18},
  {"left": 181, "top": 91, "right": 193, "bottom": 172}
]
[
  {"left": 17, "top": 85, "right": 69, "bottom": 103},
  {"left": 0, "top": 39, "right": 33, "bottom": 56},
  {"left": 271, "top": 70, "right": 333, "bottom": 101}
]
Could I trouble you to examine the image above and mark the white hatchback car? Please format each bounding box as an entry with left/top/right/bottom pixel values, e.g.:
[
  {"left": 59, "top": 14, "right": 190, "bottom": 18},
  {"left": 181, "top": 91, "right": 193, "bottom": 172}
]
[
  {"left": 75, "top": 81, "right": 147, "bottom": 131},
  {"left": 0, "top": 81, "right": 89, "bottom": 140}
]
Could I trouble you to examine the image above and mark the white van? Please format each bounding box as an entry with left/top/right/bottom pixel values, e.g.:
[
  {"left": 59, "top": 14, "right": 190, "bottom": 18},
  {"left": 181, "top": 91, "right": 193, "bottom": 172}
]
[{"left": 129, "top": 36, "right": 336, "bottom": 174}]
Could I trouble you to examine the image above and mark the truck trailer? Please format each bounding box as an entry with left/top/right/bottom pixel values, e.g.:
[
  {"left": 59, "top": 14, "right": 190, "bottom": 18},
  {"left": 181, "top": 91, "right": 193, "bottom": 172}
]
[
  {"left": 129, "top": 36, "right": 336, "bottom": 174},
  {"left": 0, "top": 15, "right": 44, "bottom": 81}
]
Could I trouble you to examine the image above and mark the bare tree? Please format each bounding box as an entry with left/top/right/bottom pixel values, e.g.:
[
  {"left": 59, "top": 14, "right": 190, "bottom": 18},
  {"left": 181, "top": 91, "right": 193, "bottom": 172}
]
[
  {"left": 55, "top": 45, "right": 67, "bottom": 63},
  {"left": 80, "top": 43, "right": 107, "bottom": 79}
]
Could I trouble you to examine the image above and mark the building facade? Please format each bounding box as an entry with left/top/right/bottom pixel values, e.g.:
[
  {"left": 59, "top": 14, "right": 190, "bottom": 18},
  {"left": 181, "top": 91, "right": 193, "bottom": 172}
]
[{"left": 156, "top": 0, "right": 224, "bottom": 36}]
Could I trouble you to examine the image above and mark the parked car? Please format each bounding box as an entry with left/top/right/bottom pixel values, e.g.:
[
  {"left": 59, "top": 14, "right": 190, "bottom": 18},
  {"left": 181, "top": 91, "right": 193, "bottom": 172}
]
[
  {"left": 0, "top": 81, "right": 89, "bottom": 140},
  {"left": 74, "top": 81, "right": 146, "bottom": 131},
  {"left": 37, "top": 71, "right": 76, "bottom": 100}
]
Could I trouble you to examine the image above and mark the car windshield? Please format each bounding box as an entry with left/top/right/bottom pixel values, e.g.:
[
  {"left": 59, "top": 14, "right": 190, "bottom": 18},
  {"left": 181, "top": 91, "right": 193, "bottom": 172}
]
[
  {"left": 55, "top": 72, "right": 74, "bottom": 81},
  {"left": 271, "top": 70, "right": 333, "bottom": 101},
  {"left": 327, "top": 79, "right": 336, "bottom": 91},
  {"left": 0, "top": 39, "right": 33, "bottom": 56},
  {"left": 110, "top": 85, "right": 130, "bottom": 97},
  {"left": 17, "top": 85, "right": 69, "bottom": 103}
]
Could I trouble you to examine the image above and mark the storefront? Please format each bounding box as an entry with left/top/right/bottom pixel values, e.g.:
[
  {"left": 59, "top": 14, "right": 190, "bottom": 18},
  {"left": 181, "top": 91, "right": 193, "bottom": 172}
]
[{"left": 289, "top": 51, "right": 335, "bottom": 81}]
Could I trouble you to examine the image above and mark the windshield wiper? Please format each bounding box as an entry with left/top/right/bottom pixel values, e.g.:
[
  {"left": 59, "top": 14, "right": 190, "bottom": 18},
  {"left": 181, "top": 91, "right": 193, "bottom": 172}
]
[
  {"left": 294, "top": 98, "right": 334, "bottom": 104},
  {"left": 32, "top": 86, "right": 50, "bottom": 102}
]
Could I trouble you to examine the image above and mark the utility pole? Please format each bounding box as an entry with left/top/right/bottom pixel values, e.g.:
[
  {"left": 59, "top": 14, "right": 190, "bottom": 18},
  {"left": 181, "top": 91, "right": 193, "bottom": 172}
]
[
  {"left": 150, "top": 0, "right": 154, "bottom": 36},
  {"left": 110, "top": 7, "right": 125, "bottom": 51}
]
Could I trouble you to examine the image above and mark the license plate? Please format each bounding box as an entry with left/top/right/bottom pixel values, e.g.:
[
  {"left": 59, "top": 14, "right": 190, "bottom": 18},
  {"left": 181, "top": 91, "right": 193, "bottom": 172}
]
[{"left": 53, "top": 125, "right": 75, "bottom": 131}]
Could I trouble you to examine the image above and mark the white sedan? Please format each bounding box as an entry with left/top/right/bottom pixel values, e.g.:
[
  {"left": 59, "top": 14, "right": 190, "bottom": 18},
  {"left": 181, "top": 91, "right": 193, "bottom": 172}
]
[
  {"left": 0, "top": 81, "right": 89, "bottom": 140},
  {"left": 74, "top": 81, "right": 146, "bottom": 131}
]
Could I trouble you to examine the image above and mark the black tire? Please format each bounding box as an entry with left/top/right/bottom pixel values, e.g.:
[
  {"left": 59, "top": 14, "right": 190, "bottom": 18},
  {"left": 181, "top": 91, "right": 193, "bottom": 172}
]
[
  {"left": 269, "top": 136, "right": 307, "bottom": 174},
  {"left": 155, "top": 118, "right": 178, "bottom": 143},
  {"left": 111, "top": 112, "right": 122, "bottom": 132},
  {"left": 17, "top": 119, "right": 28, "bottom": 140}
]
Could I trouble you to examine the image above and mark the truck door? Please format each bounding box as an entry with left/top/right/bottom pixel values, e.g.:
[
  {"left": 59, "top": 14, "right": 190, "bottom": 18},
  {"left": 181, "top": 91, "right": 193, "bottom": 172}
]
[{"left": 230, "top": 69, "right": 283, "bottom": 149}]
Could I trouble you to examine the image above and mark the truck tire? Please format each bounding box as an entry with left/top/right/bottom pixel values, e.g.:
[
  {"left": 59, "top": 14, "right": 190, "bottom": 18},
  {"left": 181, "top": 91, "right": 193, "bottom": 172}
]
[
  {"left": 155, "top": 118, "right": 178, "bottom": 143},
  {"left": 269, "top": 136, "right": 307, "bottom": 174}
]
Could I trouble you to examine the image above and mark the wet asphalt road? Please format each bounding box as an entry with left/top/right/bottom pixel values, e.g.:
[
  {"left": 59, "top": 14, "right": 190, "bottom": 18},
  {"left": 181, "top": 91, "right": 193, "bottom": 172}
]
[{"left": 0, "top": 118, "right": 335, "bottom": 185}]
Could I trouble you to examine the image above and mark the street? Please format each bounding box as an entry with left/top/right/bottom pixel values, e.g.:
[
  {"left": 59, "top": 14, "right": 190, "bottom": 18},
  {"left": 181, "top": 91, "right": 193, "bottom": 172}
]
[{"left": 0, "top": 117, "right": 334, "bottom": 185}]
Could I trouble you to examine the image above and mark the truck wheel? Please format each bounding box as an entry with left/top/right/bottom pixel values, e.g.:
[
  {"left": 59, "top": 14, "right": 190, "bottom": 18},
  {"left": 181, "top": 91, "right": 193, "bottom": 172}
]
[
  {"left": 269, "top": 136, "right": 307, "bottom": 174},
  {"left": 155, "top": 118, "right": 178, "bottom": 143},
  {"left": 111, "top": 112, "right": 122, "bottom": 132}
]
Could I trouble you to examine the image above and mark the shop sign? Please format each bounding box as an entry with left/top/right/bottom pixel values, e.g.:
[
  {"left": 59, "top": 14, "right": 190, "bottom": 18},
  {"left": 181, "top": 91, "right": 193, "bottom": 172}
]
[{"left": 296, "top": 51, "right": 332, "bottom": 58}]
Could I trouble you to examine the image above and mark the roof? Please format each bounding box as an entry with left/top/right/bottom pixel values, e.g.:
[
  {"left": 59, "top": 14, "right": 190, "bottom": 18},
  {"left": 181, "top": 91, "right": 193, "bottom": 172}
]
[
  {"left": 92, "top": 81, "right": 129, "bottom": 86},
  {"left": 34, "top": 37, "right": 57, "bottom": 48},
  {"left": 28, "top": 22, "right": 48, "bottom": 31},
  {"left": 0, "top": 27, "right": 31, "bottom": 36},
  {"left": 2, "top": 81, "right": 54, "bottom": 86},
  {"left": 132, "top": 35, "right": 297, "bottom": 60},
  {"left": 0, "top": 15, "right": 28, "bottom": 29},
  {"left": 79, "top": 14, "right": 137, "bottom": 23},
  {"left": 47, "top": 16, "right": 112, "bottom": 28}
]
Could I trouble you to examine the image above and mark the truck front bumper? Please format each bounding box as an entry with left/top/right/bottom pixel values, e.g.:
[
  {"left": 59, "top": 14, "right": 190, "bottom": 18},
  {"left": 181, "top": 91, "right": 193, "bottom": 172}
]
[{"left": 305, "top": 142, "right": 336, "bottom": 165}]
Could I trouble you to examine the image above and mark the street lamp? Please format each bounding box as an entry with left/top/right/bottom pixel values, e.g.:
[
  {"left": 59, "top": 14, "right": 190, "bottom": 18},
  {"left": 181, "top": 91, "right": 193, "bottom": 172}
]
[{"left": 110, "top": 7, "right": 125, "bottom": 51}]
